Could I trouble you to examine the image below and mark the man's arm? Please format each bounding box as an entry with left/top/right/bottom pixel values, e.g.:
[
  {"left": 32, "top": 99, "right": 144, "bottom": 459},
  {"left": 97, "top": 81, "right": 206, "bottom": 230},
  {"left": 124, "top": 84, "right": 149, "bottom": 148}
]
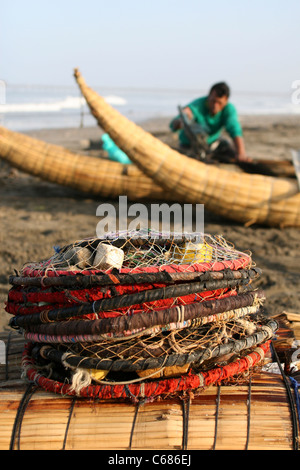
[
  {"left": 224, "top": 105, "right": 251, "bottom": 162},
  {"left": 233, "top": 136, "right": 251, "bottom": 162}
]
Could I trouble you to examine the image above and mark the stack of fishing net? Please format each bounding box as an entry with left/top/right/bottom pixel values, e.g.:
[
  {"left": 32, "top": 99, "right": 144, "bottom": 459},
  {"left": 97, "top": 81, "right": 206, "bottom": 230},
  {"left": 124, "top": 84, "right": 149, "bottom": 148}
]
[{"left": 6, "top": 230, "right": 278, "bottom": 402}]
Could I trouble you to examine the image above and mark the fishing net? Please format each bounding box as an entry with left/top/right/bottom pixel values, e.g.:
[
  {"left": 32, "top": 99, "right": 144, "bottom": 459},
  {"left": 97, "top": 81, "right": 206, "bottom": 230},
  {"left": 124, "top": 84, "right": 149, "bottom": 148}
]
[
  {"left": 7, "top": 230, "right": 278, "bottom": 402},
  {"left": 14, "top": 229, "right": 252, "bottom": 277}
]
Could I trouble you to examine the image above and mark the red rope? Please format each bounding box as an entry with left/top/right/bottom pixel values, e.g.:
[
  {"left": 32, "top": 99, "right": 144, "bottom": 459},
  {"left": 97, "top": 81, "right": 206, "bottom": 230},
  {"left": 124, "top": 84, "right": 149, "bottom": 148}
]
[
  {"left": 22, "top": 255, "right": 251, "bottom": 278},
  {"left": 22, "top": 340, "right": 270, "bottom": 402},
  {"left": 8, "top": 280, "right": 229, "bottom": 304},
  {"left": 6, "top": 289, "right": 237, "bottom": 318}
]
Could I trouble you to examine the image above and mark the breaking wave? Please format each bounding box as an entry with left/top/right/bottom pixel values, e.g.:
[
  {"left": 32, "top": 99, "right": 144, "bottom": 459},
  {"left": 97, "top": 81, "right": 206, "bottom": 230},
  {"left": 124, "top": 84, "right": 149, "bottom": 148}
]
[{"left": 0, "top": 95, "right": 127, "bottom": 113}]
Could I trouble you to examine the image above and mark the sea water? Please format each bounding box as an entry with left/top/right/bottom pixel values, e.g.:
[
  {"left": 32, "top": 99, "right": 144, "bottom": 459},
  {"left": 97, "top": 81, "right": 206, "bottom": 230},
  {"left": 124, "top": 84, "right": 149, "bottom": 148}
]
[{"left": 0, "top": 83, "right": 299, "bottom": 132}]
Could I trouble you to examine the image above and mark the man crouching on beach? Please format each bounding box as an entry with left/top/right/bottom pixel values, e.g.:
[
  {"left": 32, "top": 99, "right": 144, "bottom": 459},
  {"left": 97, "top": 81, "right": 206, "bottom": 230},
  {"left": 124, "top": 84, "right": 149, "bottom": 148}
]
[{"left": 170, "top": 82, "right": 250, "bottom": 162}]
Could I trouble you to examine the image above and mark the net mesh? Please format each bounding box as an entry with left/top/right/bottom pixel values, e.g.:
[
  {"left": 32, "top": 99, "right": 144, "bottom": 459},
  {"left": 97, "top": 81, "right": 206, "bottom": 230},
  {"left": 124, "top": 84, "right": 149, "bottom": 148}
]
[
  {"left": 58, "top": 316, "right": 263, "bottom": 363},
  {"left": 19, "top": 229, "right": 252, "bottom": 277}
]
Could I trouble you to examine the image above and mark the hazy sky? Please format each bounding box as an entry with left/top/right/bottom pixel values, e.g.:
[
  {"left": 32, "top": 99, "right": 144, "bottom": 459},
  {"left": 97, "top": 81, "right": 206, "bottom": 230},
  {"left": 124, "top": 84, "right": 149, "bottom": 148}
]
[{"left": 1, "top": 0, "right": 299, "bottom": 93}]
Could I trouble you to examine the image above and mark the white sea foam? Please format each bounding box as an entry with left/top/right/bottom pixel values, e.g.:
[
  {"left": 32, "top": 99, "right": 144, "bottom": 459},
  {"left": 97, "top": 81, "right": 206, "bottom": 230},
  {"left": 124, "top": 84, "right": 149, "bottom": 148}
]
[
  {"left": 0, "top": 96, "right": 84, "bottom": 113},
  {"left": 103, "top": 95, "right": 127, "bottom": 106},
  {"left": 0, "top": 94, "right": 127, "bottom": 114}
]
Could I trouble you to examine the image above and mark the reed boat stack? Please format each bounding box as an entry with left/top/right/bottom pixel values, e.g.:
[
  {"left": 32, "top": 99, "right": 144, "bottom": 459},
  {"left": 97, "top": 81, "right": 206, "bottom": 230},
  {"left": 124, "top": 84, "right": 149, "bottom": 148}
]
[{"left": 73, "top": 68, "right": 300, "bottom": 228}]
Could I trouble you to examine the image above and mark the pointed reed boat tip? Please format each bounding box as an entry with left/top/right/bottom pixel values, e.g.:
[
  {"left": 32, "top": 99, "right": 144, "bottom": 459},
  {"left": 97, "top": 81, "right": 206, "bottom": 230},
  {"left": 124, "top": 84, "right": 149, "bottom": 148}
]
[{"left": 0, "top": 124, "right": 172, "bottom": 201}]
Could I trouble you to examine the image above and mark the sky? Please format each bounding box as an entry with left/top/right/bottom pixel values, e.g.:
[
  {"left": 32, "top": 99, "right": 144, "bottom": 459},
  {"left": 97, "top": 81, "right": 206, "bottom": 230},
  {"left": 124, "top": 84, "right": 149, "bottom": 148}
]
[{"left": 1, "top": 0, "right": 299, "bottom": 93}]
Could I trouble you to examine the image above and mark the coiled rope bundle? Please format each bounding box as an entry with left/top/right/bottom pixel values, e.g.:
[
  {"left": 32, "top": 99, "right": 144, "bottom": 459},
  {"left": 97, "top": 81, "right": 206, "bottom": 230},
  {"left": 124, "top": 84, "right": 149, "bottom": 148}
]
[{"left": 7, "top": 230, "right": 277, "bottom": 401}]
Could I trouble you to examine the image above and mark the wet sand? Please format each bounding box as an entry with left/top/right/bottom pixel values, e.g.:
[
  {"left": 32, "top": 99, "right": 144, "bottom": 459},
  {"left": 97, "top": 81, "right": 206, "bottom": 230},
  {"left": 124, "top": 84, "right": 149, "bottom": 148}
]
[{"left": 0, "top": 114, "right": 300, "bottom": 331}]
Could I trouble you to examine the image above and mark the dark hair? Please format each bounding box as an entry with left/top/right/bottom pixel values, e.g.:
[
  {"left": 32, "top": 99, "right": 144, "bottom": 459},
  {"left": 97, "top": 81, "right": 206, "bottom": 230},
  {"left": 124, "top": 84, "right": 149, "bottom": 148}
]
[{"left": 209, "top": 82, "right": 230, "bottom": 98}]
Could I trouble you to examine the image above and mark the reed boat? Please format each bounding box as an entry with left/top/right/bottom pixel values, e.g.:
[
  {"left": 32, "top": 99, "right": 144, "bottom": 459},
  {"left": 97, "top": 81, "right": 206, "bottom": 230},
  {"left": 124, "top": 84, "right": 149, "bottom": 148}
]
[
  {"left": 74, "top": 68, "right": 300, "bottom": 228},
  {"left": 0, "top": 126, "right": 173, "bottom": 201}
]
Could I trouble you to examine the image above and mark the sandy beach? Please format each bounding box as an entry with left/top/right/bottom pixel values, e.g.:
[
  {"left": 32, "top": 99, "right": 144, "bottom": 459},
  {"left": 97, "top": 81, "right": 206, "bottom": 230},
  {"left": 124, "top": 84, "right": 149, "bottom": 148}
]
[{"left": 0, "top": 114, "right": 300, "bottom": 332}]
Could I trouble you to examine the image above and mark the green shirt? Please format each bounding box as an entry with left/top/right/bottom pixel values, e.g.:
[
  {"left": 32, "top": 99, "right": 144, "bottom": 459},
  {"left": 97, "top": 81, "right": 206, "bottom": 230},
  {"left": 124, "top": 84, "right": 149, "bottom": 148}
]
[{"left": 170, "top": 96, "right": 243, "bottom": 146}]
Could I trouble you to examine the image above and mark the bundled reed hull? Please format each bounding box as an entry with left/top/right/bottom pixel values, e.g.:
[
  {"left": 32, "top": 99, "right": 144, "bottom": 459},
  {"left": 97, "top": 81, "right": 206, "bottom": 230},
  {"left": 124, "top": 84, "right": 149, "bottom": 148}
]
[
  {"left": 74, "top": 68, "right": 300, "bottom": 228},
  {"left": 0, "top": 373, "right": 296, "bottom": 451},
  {"left": 0, "top": 126, "right": 173, "bottom": 201}
]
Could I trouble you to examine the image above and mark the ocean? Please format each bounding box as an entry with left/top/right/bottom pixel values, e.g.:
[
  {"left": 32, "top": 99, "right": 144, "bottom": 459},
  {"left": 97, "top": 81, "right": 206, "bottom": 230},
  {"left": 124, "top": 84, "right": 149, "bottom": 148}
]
[{"left": 0, "top": 83, "right": 299, "bottom": 132}]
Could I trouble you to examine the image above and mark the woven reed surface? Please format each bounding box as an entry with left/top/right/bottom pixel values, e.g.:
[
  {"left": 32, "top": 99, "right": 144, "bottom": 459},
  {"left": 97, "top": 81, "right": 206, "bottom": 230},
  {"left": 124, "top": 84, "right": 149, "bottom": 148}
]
[
  {"left": 0, "top": 126, "right": 171, "bottom": 200},
  {"left": 0, "top": 332, "right": 24, "bottom": 384},
  {"left": 74, "top": 68, "right": 300, "bottom": 228},
  {"left": 0, "top": 373, "right": 295, "bottom": 450}
]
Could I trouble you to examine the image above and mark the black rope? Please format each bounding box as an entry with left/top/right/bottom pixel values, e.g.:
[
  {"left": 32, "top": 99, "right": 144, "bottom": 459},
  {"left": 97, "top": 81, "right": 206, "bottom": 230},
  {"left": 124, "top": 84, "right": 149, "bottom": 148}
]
[
  {"left": 212, "top": 385, "right": 221, "bottom": 450},
  {"left": 182, "top": 397, "right": 191, "bottom": 450},
  {"left": 9, "top": 267, "right": 260, "bottom": 289},
  {"left": 9, "top": 383, "right": 37, "bottom": 450},
  {"left": 129, "top": 400, "right": 145, "bottom": 449},
  {"left": 23, "top": 290, "right": 265, "bottom": 338},
  {"left": 10, "top": 276, "right": 254, "bottom": 328},
  {"left": 245, "top": 376, "right": 252, "bottom": 450},
  {"left": 38, "top": 319, "right": 278, "bottom": 373},
  {"left": 5, "top": 331, "right": 12, "bottom": 381},
  {"left": 271, "top": 341, "right": 299, "bottom": 451},
  {"left": 61, "top": 396, "right": 77, "bottom": 450}
]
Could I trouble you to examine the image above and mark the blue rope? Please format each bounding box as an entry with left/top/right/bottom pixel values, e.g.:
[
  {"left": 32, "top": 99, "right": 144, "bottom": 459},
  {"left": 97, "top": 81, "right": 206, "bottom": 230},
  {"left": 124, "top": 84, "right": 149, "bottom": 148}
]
[{"left": 289, "top": 376, "right": 300, "bottom": 430}]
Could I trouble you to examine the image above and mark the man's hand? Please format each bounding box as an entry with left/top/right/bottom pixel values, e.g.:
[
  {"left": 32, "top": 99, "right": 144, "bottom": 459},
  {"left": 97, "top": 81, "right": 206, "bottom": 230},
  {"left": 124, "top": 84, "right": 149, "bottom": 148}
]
[
  {"left": 172, "top": 107, "right": 193, "bottom": 130},
  {"left": 234, "top": 136, "right": 252, "bottom": 162},
  {"left": 237, "top": 152, "right": 252, "bottom": 162},
  {"left": 172, "top": 118, "right": 183, "bottom": 131}
]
